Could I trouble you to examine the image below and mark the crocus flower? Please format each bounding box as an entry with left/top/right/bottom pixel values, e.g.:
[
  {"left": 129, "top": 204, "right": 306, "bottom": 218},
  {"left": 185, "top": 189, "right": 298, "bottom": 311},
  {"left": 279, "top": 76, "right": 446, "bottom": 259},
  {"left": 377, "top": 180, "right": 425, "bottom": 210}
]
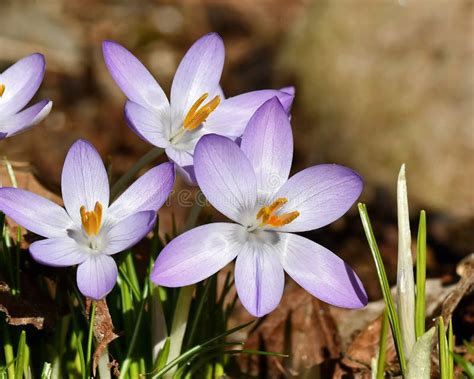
[
  {"left": 102, "top": 33, "right": 294, "bottom": 184},
  {"left": 0, "top": 53, "right": 52, "bottom": 139},
  {"left": 0, "top": 140, "right": 174, "bottom": 299},
  {"left": 151, "top": 98, "right": 367, "bottom": 317}
]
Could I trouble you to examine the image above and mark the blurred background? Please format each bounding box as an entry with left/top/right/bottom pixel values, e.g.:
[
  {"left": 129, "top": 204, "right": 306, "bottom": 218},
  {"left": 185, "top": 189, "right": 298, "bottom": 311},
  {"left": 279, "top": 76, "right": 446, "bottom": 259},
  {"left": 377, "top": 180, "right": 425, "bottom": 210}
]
[{"left": 0, "top": 0, "right": 472, "bottom": 298}]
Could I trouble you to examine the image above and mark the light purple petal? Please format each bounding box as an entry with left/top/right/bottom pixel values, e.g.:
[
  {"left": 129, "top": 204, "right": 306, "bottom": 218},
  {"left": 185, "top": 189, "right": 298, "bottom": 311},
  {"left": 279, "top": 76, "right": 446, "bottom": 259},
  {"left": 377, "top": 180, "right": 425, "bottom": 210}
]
[
  {"left": 0, "top": 188, "right": 72, "bottom": 238},
  {"left": 240, "top": 98, "right": 293, "bottom": 197},
  {"left": 276, "top": 233, "right": 368, "bottom": 308},
  {"left": 61, "top": 139, "right": 110, "bottom": 226},
  {"left": 235, "top": 240, "right": 285, "bottom": 317},
  {"left": 151, "top": 223, "right": 243, "bottom": 287},
  {"left": 0, "top": 100, "right": 52, "bottom": 137},
  {"left": 29, "top": 237, "right": 88, "bottom": 267},
  {"left": 0, "top": 53, "right": 45, "bottom": 115},
  {"left": 279, "top": 86, "right": 295, "bottom": 96},
  {"left": 170, "top": 33, "right": 224, "bottom": 121},
  {"left": 194, "top": 134, "right": 257, "bottom": 223},
  {"left": 102, "top": 40, "right": 169, "bottom": 112},
  {"left": 274, "top": 164, "right": 363, "bottom": 232},
  {"left": 108, "top": 162, "right": 175, "bottom": 220},
  {"left": 204, "top": 89, "right": 294, "bottom": 138},
  {"left": 102, "top": 211, "right": 156, "bottom": 255},
  {"left": 76, "top": 254, "right": 118, "bottom": 300},
  {"left": 124, "top": 101, "right": 170, "bottom": 148}
]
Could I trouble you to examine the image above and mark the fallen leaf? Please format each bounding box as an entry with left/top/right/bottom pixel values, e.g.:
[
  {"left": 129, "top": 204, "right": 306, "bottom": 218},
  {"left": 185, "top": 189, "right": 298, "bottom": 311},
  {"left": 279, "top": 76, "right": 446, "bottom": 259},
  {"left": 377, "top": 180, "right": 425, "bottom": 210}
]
[{"left": 240, "top": 279, "right": 341, "bottom": 377}]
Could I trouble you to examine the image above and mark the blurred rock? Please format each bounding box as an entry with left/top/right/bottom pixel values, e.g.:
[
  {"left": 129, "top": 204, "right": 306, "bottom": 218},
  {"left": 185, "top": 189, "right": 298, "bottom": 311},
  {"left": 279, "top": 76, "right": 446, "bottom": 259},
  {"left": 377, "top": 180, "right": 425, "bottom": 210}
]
[{"left": 279, "top": 0, "right": 474, "bottom": 219}]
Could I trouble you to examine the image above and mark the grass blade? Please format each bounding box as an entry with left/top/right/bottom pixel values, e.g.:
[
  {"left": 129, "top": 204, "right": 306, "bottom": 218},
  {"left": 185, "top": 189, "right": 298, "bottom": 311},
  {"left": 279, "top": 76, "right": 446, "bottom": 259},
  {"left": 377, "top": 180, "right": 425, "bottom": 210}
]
[
  {"left": 448, "top": 319, "right": 454, "bottom": 379},
  {"left": 14, "top": 330, "right": 26, "bottom": 379},
  {"left": 415, "top": 210, "right": 427, "bottom": 339},
  {"left": 151, "top": 321, "right": 253, "bottom": 378},
  {"left": 118, "top": 281, "right": 150, "bottom": 379},
  {"left": 154, "top": 337, "right": 171, "bottom": 371},
  {"left": 358, "top": 203, "right": 407, "bottom": 375},
  {"left": 376, "top": 310, "right": 389, "bottom": 379},
  {"left": 40, "top": 362, "right": 52, "bottom": 379},
  {"left": 2, "top": 322, "right": 15, "bottom": 379},
  {"left": 438, "top": 317, "right": 449, "bottom": 379},
  {"left": 86, "top": 301, "right": 97, "bottom": 378}
]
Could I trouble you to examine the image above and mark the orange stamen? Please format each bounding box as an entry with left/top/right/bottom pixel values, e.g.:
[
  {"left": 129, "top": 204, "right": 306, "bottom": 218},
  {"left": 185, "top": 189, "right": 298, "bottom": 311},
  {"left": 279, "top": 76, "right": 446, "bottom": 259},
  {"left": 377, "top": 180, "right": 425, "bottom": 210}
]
[
  {"left": 0, "top": 84, "right": 5, "bottom": 97},
  {"left": 183, "top": 93, "right": 221, "bottom": 131},
  {"left": 80, "top": 202, "right": 103, "bottom": 236},
  {"left": 256, "top": 198, "right": 299, "bottom": 228}
]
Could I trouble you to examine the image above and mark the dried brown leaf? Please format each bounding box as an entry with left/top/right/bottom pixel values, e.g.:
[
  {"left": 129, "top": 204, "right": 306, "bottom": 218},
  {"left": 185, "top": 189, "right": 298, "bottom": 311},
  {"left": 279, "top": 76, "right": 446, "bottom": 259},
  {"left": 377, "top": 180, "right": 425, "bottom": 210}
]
[
  {"left": 85, "top": 299, "right": 120, "bottom": 376},
  {"left": 240, "top": 280, "right": 341, "bottom": 377}
]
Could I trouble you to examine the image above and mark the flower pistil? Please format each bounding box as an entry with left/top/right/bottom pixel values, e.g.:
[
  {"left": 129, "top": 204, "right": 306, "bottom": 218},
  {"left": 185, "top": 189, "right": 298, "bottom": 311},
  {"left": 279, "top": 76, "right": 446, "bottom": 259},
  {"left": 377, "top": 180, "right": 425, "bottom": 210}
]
[{"left": 80, "top": 201, "right": 103, "bottom": 236}]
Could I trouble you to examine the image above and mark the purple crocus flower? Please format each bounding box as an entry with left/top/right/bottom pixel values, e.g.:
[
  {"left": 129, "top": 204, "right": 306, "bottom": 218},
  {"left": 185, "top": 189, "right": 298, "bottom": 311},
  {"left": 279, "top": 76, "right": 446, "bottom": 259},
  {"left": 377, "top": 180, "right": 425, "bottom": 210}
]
[
  {"left": 0, "top": 53, "right": 52, "bottom": 139},
  {"left": 102, "top": 33, "right": 294, "bottom": 184},
  {"left": 151, "top": 98, "right": 367, "bottom": 317},
  {"left": 0, "top": 140, "right": 174, "bottom": 300}
]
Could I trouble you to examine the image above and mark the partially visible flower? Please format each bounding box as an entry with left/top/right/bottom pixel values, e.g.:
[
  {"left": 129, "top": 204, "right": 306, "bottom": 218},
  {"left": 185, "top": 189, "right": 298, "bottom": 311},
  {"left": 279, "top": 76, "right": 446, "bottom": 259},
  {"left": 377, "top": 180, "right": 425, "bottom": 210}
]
[
  {"left": 152, "top": 98, "right": 367, "bottom": 317},
  {"left": 0, "top": 54, "right": 52, "bottom": 139},
  {"left": 102, "top": 33, "right": 294, "bottom": 184},
  {"left": 0, "top": 140, "right": 174, "bottom": 300}
]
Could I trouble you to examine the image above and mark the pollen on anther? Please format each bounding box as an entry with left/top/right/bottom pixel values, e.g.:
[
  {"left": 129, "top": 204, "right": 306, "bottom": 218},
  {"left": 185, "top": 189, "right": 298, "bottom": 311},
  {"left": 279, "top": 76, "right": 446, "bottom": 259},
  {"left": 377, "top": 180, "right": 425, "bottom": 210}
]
[
  {"left": 80, "top": 201, "right": 103, "bottom": 236},
  {"left": 0, "top": 84, "right": 5, "bottom": 97},
  {"left": 256, "top": 198, "right": 299, "bottom": 228},
  {"left": 183, "top": 93, "right": 221, "bottom": 131}
]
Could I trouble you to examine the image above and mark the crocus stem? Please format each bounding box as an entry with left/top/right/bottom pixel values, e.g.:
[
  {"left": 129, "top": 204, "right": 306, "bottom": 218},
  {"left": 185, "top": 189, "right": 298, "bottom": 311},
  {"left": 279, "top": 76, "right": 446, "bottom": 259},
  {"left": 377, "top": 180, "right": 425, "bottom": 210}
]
[
  {"left": 164, "top": 285, "right": 195, "bottom": 379},
  {"left": 110, "top": 147, "right": 164, "bottom": 200},
  {"left": 97, "top": 347, "right": 111, "bottom": 379},
  {"left": 86, "top": 300, "right": 97, "bottom": 376}
]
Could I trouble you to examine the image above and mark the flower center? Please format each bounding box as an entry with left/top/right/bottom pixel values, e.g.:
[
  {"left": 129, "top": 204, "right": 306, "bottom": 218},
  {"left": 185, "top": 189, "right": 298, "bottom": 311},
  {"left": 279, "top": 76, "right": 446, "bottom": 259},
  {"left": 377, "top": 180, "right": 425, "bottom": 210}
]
[
  {"left": 255, "top": 197, "right": 299, "bottom": 228},
  {"left": 80, "top": 202, "right": 103, "bottom": 236},
  {"left": 0, "top": 84, "right": 5, "bottom": 97},
  {"left": 170, "top": 93, "right": 221, "bottom": 144}
]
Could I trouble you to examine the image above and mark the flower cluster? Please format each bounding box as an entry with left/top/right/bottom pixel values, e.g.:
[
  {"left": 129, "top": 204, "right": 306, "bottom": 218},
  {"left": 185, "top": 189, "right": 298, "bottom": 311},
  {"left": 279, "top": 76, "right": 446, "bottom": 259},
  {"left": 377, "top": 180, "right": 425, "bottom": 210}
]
[{"left": 0, "top": 33, "right": 367, "bottom": 316}]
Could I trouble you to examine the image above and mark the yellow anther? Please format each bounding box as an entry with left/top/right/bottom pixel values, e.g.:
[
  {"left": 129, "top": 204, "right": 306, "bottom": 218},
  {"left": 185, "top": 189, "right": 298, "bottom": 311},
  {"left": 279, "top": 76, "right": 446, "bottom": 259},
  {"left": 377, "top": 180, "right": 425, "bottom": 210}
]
[
  {"left": 80, "top": 202, "right": 103, "bottom": 236},
  {"left": 0, "top": 84, "right": 5, "bottom": 97},
  {"left": 183, "top": 93, "right": 220, "bottom": 131},
  {"left": 256, "top": 198, "right": 299, "bottom": 228},
  {"left": 267, "top": 211, "right": 300, "bottom": 227}
]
